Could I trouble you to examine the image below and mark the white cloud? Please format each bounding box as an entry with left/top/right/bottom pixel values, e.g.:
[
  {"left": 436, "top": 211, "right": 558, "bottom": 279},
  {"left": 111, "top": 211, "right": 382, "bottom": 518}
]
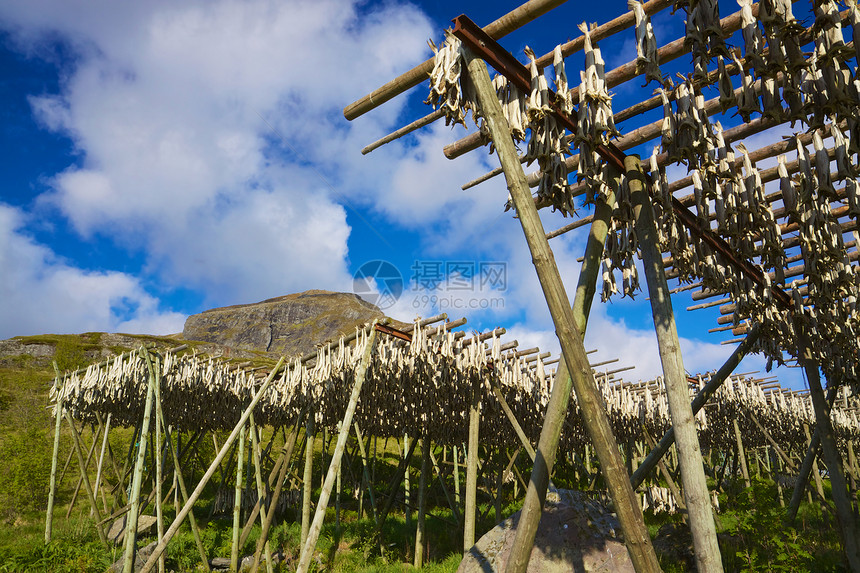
[
  {"left": 0, "top": 203, "right": 185, "bottom": 337},
  {"left": 2, "top": 0, "right": 435, "bottom": 310}
]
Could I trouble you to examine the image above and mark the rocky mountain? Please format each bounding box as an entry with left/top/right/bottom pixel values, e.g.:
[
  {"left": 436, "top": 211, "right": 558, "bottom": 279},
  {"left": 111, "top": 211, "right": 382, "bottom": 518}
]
[
  {"left": 1, "top": 290, "right": 408, "bottom": 367},
  {"left": 181, "top": 290, "right": 405, "bottom": 358}
]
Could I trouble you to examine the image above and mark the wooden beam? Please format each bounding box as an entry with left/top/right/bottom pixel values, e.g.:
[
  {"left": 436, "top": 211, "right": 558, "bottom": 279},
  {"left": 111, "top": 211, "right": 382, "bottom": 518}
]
[{"left": 461, "top": 48, "right": 660, "bottom": 573}]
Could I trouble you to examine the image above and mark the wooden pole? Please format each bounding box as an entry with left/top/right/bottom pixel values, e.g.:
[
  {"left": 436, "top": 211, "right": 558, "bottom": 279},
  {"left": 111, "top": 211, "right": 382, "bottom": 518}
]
[
  {"left": 139, "top": 357, "right": 286, "bottom": 573},
  {"left": 429, "top": 447, "right": 461, "bottom": 525},
  {"left": 629, "top": 154, "right": 722, "bottom": 572},
  {"left": 230, "top": 423, "right": 246, "bottom": 572},
  {"left": 632, "top": 325, "right": 760, "bottom": 488},
  {"left": 150, "top": 357, "right": 165, "bottom": 573},
  {"left": 296, "top": 322, "right": 379, "bottom": 573},
  {"left": 733, "top": 419, "right": 752, "bottom": 490},
  {"left": 301, "top": 414, "right": 315, "bottom": 547},
  {"left": 160, "top": 421, "right": 210, "bottom": 571},
  {"left": 462, "top": 50, "right": 660, "bottom": 573},
  {"left": 250, "top": 410, "right": 306, "bottom": 569},
  {"left": 414, "top": 433, "right": 430, "bottom": 568},
  {"left": 67, "top": 420, "right": 102, "bottom": 518},
  {"left": 354, "top": 423, "right": 379, "bottom": 525},
  {"left": 797, "top": 340, "right": 860, "bottom": 571},
  {"left": 249, "top": 417, "right": 274, "bottom": 573},
  {"left": 122, "top": 348, "right": 158, "bottom": 573},
  {"left": 404, "top": 433, "right": 412, "bottom": 529},
  {"left": 65, "top": 412, "right": 108, "bottom": 544},
  {"left": 463, "top": 377, "right": 481, "bottom": 551},
  {"left": 454, "top": 445, "right": 461, "bottom": 510},
  {"left": 45, "top": 363, "right": 64, "bottom": 544},
  {"left": 343, "top": 0, "right": 571, "bottom": 120},
  {"left": 786, "top": 385, "right": 838, "bottom": 524},
  {"left": 490, "top": 379, "right": 536, "bottom": 460},
  {"left": 93, "top": 413, "right": 113, "bottom": 517}
]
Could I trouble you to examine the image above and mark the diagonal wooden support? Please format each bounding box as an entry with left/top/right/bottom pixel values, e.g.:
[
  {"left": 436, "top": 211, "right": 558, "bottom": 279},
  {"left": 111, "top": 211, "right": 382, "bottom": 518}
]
[
  {"left": 461, "top": 49, "right": 660, "bottom": 573},
  {"left": 629, "top": 155, "right": 723, "bottom": 572},
  {"left": 140, "top": 356, "right": 286, "bottom": 573},
  {"left": 65, "top": 412, "right": 108, "bottom": 545},
  {"left": 123, "top": 347, "right": 159, "bottom": 573},
  {"left": 796, "top": 331, "right": 860, "bottom": 572},
  {"left": 296, "top": 322, "right": 380, "bottom": 573},
  {"left": 632, "top": 324, "right": 760, "bottom": 488},
  {"left": 46, "top": 363, "right": 64, "bottom": 544}
]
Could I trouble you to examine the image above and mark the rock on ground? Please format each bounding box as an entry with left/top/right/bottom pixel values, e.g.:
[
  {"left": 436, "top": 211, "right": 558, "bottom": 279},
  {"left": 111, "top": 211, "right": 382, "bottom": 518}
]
[{"left": 458, "top": 489, "right": 635, "bottom": 573}]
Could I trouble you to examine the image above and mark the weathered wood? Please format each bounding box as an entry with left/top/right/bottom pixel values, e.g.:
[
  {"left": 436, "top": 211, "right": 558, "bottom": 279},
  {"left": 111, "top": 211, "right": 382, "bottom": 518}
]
[
  {"left": 92, "top": 413, "right": 113, "bottom": 518},
  {"left": 629, "top": 154, "right": 723, "bottom": 573},
  {"left": 139, "top": 357, "right": 286, "bottom": 573},
  {"left": 404, "top": 433, "right": 412, "bottom": 529},
  {"left": 632, "top": 325, "right": 760, "bottom": 488},
  {"left": 157, "top": 417, "right": 209, "bottom": 571},
  {"left": 428, "top": 447, "right": 461, "bottom": 525},
  {"left": 362, "top": 109, "right": 444, "bottom": 155},
  {"left": 414, "top": 434, "right": 431, "bottom": 568},
  {"left": 343, "top": 0, "right": 572, "bottom": 120},
  {"left": 733, "top": 419, "right": 752, "bottom": 490},
  {"left": 296, "top": 323, "right": 379, "bottom": 573},
  {"left": 123, "top": 348, "right": 158, "bottom": 573},
  {"left": 249, "top": 418, "right": 274, "bottom": 573},
  {"left": 643, "top": 428, "right": 687, "bottom": 516},
  {"left": 374, "top": 437, "right": 418, "bottom": 537},
  {"left": 67, "top": 421, "right": 102, "bottom": 518},
  {"left": 66, "top": 412, "right": 108, "bottom": 545},
  {"left": 449, "top": 0, "right": 759, "bottom": 163},
  {"left": 249, "top": 411, "right": 306, "bottom": 569},
  {"left": 462, "top": 50, "right": 660, "bottom": 573},
  {"left": 230, "top": 423, "right": 246, "bottom": 572},
  {"left": 353, "top": 423, "right": 379, "bottom": 525},
  {"left": 490, "top": 379, "right": 536, "bottom": 461},
  {"left": 463, "top": 377, "right": 481, "bottom": 551},
  {"left": 151, "top": 357, "right": 165, "bottom": 573},
  {"left": 301, "top": 414, "right": 315, "bottom": 546},
  {"left": 797, "top": 338, "right": 860, "bottom": 571},
  {"left": 45, "top": 364, "right": 64, "bottom": 544}
]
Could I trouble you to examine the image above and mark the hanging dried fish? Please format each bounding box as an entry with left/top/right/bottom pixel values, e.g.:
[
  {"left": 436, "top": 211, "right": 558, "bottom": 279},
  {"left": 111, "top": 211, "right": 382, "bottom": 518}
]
[
  {"left": 425, "top": 33, "right": 470, "bottom": 127},
  {"left": 577, "top": 21, "right": 618, "bottom": 141},
  {"left": 628, "top": 0, "right": 663, "bottom": 86},
  {"left": 553, "top": 45, "right": 572, "bottom": 116},
  {"left": 760, "top": 75, "right": 783, "bottom": 122},
  {"left": 813, "top": 0, "right": 848, "bottom": 61},
  {"left": 778, "top": 154, "right": 799, "bottom": 223},
  {"left": 831, "top": 121, "right": 852, "bottom": 180},
  {"left": 731, "top": 49, "right": 760, "bottom": 122},
  {"left": 737, "top": 0, "right": 766, "bottom": 75},
  {"left": 812, "top": 129, "right": 835, "bottom": 198},
  {"left": 657, "top": 85, "right": 677, "bottom": 161},
  {"left": 717, "top": 55, "right": 736, "bottom": 113}
]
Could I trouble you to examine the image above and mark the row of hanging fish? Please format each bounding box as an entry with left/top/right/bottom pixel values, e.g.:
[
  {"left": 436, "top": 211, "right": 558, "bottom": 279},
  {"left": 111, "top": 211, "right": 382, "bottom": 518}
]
[{"left": 51, "top": 336, "right": 859, "bottom": 460}]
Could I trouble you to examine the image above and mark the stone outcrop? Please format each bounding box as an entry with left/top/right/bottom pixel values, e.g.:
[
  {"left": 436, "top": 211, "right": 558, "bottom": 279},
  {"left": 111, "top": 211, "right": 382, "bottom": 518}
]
[
  {"left": 181, "top": 290, "right": 392, "bottom": 357},
  {"left": 458, "top": 489, "right": 635, "bottom": 573}
]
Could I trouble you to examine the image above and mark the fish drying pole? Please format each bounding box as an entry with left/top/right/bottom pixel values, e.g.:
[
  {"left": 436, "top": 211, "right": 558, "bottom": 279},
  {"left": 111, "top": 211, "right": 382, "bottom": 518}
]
[{"left": 343, "top": 0, "right": 860, "bottom": 570}]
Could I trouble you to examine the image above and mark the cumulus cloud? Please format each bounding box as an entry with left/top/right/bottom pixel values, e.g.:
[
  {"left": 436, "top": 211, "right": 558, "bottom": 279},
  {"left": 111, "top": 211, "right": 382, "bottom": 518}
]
[
  {"left": 0, "top": 203, "right": 185, "bottom": 337},
  {"left": 2, "top": 0, "right": 435, "bottom": 310}
]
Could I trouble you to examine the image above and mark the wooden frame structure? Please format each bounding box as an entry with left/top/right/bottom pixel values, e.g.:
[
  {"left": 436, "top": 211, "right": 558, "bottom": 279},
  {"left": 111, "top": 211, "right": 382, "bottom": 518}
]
[
  {"left": 345, "top": 0, "right": 860, "bottom": 571},
  {"left": 43, "top": 316, "right": 859, "bottom": 571}
]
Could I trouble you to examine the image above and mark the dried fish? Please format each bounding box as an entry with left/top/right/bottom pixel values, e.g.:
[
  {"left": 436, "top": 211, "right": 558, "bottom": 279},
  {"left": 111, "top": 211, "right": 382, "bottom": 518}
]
[{"left": 628, "top": 0, "right": 663, "bottom": 86}]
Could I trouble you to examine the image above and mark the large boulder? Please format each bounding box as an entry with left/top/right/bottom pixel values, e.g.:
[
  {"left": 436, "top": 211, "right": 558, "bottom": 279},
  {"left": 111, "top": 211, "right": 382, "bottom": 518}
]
[
  {"left": 458, "top": 489, "right": 635, "bottom": 573},
  {"left": 182, "top": 290, "right": 392, "bottom": 357}
]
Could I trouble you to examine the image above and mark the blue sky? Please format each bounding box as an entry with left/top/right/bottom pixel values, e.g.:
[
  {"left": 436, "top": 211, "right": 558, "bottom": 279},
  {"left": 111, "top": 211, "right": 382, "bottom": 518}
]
[{"left": 0, "top": 0, "right": 807, "bottom": 388}]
